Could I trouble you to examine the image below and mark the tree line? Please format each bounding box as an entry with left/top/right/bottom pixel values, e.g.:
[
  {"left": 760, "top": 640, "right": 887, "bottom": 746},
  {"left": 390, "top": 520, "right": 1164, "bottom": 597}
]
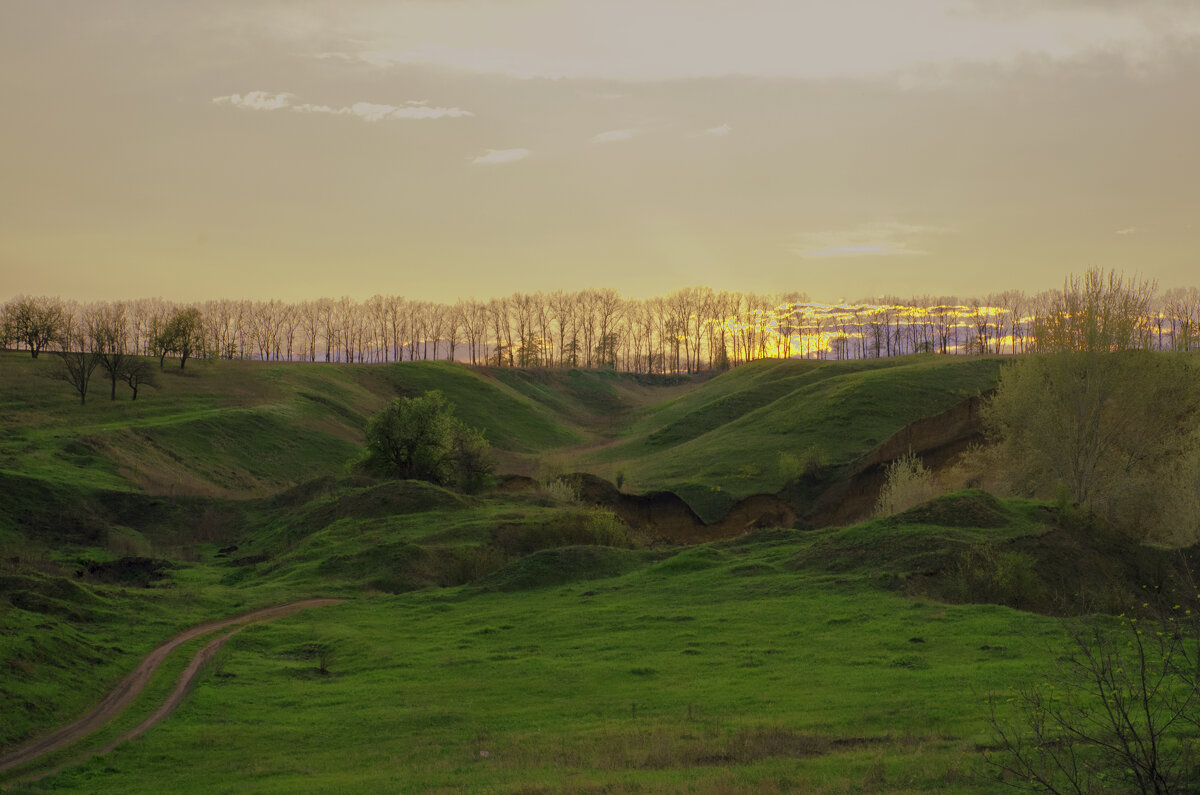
[{"left": 4, "top": 278, "right": 1200, "bottom": 385}]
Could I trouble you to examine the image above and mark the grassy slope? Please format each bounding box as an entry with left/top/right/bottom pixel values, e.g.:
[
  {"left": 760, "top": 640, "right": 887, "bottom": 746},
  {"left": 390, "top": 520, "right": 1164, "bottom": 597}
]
[
  {"left": 0, "top": 352, "right": 1001, "bottom": 508},
  {"left": 16, "top": 496, "right": 1069, "bottom": 793},
  {"left": 575, "top": 356, "right": 1004, "bottom": 520},
  {"left": 4, "top": 468, "right": 1189, "bottom": 791},
  {"left": 0, "top": 354, "right": 584, "bottom": 498},
  {"left": 0, "top": 352, "right": 1050, "bottom": 790}
]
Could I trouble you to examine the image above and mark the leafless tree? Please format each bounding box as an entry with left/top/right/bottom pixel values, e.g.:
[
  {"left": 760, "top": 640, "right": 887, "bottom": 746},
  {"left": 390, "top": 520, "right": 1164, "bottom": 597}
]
[
  {"left": 988, "top": 593, "right": 1200, "bottom": 794},
  {"left": 53, "top": 304, "right": 102, "bottom": 404},
  {"left": 92, "top": 302, "right": 132, "bottom": 400}
]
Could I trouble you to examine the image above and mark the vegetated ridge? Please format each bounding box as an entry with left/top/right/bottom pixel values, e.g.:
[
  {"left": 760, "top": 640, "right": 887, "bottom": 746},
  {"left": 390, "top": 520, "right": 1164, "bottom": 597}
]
[
  {"left": 14, "top": 351, "right": 1190, "bottom": 792},
  {"left": 0, "top": 352, "right": 1002, "bottom": 527}
]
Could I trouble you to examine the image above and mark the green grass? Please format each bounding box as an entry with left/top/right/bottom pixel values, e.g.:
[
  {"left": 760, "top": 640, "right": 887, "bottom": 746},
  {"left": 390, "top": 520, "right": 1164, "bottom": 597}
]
[
  {"left": 0, "top": 558, "right": 277, "bottom": 749},
  {"left": 19, "top": 529, "right": 1064, "bottom": 793},
  {"left": 3, "top": 472, "right": 1193, "bottom": 791},
  {"left": 0, "top": 354, "right": 585, "bottom": 497},
  {"left": 1, "top": 352, "right": 1001, "bottom": 514},
  {"left": 6, "top": 351, "right": 1181, "bottom": 792},
  {"left": 575, "top": 356, "right": 1004, "bottom": 520}
]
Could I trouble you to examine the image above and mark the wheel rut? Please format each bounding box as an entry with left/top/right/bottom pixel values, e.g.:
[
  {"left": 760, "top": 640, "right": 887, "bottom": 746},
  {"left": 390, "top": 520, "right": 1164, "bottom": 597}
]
[{"left": 0, "top": 598, "right": 345, "bottom": 779}]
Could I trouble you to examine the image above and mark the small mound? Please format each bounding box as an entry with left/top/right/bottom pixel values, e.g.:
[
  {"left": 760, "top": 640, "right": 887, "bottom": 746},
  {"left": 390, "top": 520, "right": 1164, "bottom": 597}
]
[
  {"left": 482, "top": 546, "right": 648, "bottom": 591},
  {"left": 269, "top": 476, "right": 338, "bottom": 508},
  {"left": 889, "top": 490, "right": 1011, "bottom": 529},
  {"left": 332, "top": 480, "right": 466, "bottom": 519},
  {"left": 316, "top": 541, "right": 431, "bottom": 593},
  {"left": 652, "top": 547, "right": 727, "bottom": 573},
  {"left": 1, "top": 572, "right": 107, "bottom": 622}
]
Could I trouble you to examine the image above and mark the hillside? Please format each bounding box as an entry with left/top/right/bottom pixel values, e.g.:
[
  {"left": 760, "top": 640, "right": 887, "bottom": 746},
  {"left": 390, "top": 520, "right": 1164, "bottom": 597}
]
[
  {"left": 4, "top": 475, "right": 1195, "bottom": 791},
  {"left": 2, "top": 351, "right": 1198, "bottom": 791},
  {"left": 0, "top": 352, "right": 1002, "bottom": 525},
  {"left": 572, "top": 356, "right": 1004, "bottom": 521},
  {"left": 0, "top": 354, "right": 591, "bottom": 498}
]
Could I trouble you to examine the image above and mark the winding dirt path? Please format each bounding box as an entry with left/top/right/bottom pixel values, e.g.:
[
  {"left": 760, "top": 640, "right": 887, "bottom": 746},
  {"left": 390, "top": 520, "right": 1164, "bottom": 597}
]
[{"left": 0, "top": 598, "right": 345, "bottom": 776}]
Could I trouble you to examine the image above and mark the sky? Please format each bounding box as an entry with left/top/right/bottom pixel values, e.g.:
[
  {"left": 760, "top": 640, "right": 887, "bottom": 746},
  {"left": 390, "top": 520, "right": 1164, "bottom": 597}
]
[{"left": 1, "top": 0, "right": 1198, "bottom": 304}]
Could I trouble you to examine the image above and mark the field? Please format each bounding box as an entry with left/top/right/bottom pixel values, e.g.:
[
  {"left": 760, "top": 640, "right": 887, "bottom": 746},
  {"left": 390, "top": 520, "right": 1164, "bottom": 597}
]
[{"left": 1, "top": 351, "right": 1195, "bottom": 792}]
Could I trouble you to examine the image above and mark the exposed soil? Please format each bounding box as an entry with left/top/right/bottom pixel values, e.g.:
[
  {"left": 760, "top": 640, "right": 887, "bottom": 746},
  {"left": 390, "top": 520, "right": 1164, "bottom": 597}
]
[
  {"left": 0, "top": 598, "right": 344, "bottom": 777},
  {"left": 809, "top": 391, "right": 992, "bottom": 527},
  {"left": 501, "top": 473, "right": 796, "bottom": 544},
  {"left": 503, "top": 393, "right": 992, "bottom": 543}
]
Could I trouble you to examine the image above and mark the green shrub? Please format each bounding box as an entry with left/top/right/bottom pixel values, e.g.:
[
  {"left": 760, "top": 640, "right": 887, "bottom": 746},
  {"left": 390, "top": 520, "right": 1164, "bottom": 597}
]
[
  {"left": 949, "top": 542, "right": 1043, "bottom": 610},
  {"left": 361, "top": 390, "right": 494, "bottom": 493},
  {"left": 541, "top": 476, "right": 580, "bottom": 505},
  {"left": 492, "top": 508, "right": 634, "bottom": 556},
  {"left": 874, "top": 453, "right": 938, "bottom": 517}
]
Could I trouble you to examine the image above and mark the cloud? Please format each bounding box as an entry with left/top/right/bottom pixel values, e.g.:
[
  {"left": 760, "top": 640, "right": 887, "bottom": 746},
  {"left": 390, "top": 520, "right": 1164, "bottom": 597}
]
[
  {"left": 591, "top": 129, "right": 636, "bottom": 144},
  {"left": 793, "top": 221, "right": 946, "bottom": 258},
  {"left": 703, "top": 123, "right": 732, "bottom": 136},
  {"left": 213, "top": 92, "right": 471, "bottom": 121},
  {"left": 294, "top": 100, "right": 472, "bottom": 121},
  {"left": 290, "top": 1, "right": 1200, "bottom": 82},
  {"left": 471, "top": 148, "right": 531, "bottom": 165},
  {"left": 1115, "top": 227, "right": 1137, "bottom": 235},
  {"left": 212, "top": 91, "right": 294, "bottom": 111}
]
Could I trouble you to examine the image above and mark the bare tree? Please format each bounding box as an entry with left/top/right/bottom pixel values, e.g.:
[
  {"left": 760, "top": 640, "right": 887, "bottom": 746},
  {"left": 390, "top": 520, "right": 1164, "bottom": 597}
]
[
  {"left": 121, "top": 357, "right": 157, "bottom": 400},
  {"left": 444, "top": 301, "right": 463, "bottom": 362},
  {"left": 487, "top": 297, "right": 513, "bottom": 366},
  {"left": 458, "top": 299, "right": 486, "bottom": 365},
  {"left": 549, "top": 290, "right": 576, "bottom": 368},
  {"left": 425, "top": 302, "right": 447, "bottom": 362},
  {"left": 386, "top": 295, "right": 405, "bottom": 363},
  {"left": 366, "top": 295, "right": 389, "bottom": 363},
  {"left": 53, "top": 305, "right": 102, "bottom": 404},
  {"left": 989, "top": 596, "right": 1200, "bottom": 794},
  {"left": 92, "top": 302, "right": 132, "bottom": 400}
]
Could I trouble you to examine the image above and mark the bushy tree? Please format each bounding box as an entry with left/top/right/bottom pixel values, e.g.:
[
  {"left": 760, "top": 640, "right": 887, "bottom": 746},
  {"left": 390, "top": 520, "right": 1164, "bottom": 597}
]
[
  {"left": 362, "top": 390, "right": 494, "bottom": 493},
  {"left": 1030, "top": 268, "right": 1155, "bottom": 353},
  {"left": 153, "top": 307, "right": 203, "bottom": 369},
  {"left": 3, "top": 295, "right": 64, "bottom": 358},
  {"left": 985, "top": 270, "right": 1200, "bottom": 541}
]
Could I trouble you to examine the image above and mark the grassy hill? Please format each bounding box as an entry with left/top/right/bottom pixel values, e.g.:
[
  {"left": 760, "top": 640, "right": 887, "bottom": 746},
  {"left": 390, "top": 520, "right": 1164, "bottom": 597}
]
[
  {"left": 0, "top": 352, "right": 1002, "bottom": 524},
  {"left": 7, "top": 351, "right": 1194, "bottom": 792},
  {"left": 6, "top": 476, "right": 1193, "bottom": 791},
  {"left": 0, "top": 354, "right": 588, "bottom": 498},
  {"left": 574, "top": 356, "right": 1004, "bottom": 520}
]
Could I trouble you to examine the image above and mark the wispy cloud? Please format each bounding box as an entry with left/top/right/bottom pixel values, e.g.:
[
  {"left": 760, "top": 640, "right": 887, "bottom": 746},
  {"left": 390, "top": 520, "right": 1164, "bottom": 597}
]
[
  {"left": 1115, "top": 227, "right": 1137, "bottom": 235},
  {"left": 703, "top": 123, "right": 732, "bottom": 137},
  {"left": 213, "top": 91, "right": 472, "bottom": 121},
  {"left": 296, "top": 101, "right": 472, "bottom": 121},
  {"left": 793, "top": 221, "right": 946, "bottom": 258},
  {"left": 591, "top": 129, "right": 636, "bottom": 144},
  {"left": 471, "top": 148, "right": 531, "bottom": 165},
  {"left": 292, "top": 2, "right": 1200, "bottom": 82},
  {"left": 212, "top": 91, "right": 294, "bottom": 111}
]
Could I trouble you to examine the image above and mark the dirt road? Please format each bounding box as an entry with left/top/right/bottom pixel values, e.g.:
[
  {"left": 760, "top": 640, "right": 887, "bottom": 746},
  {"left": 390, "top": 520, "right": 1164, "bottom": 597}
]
[{"left": 0, "top": 598, "right": 344, "bottom": 775}]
